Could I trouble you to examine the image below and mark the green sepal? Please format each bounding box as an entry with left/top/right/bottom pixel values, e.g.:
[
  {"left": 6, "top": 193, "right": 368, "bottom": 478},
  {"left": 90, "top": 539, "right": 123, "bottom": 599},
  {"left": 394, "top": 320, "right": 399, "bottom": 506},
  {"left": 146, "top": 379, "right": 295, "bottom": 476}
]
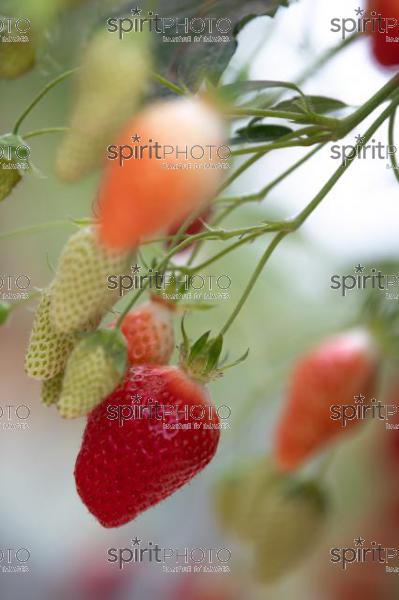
[
  {"left": 81, "top": 329, "right": 127, "bottom": 377},
  {"left": 189, "top": 331, "right": 211, "bottom": 363}
]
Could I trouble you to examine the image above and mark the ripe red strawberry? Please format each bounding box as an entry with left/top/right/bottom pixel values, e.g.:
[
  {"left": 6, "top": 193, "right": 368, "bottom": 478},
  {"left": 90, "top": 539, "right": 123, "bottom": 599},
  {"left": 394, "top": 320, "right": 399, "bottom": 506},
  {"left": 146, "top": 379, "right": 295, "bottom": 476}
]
[
  {"left": 111, "top": 300, "right": 175, "bottom": 365},
  {"left": 368, "top": 0, "right": 399, "bottom": 66},
  {"left": 274, "top": 329, "right": 379, "bottom": 471},
  {"left": 165, "top": 207, "right": 213, "bottom": 254},
  {"left": 74, "top": 364, "right": 220, "bottom": 527}
]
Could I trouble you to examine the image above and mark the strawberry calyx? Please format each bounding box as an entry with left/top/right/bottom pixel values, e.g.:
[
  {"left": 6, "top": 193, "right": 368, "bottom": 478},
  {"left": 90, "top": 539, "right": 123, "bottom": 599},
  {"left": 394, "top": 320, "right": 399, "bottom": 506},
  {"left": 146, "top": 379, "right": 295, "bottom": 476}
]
[
  {"left": 0, "top": 133, "right": 30, "bottom": 165},
  {"left": 179, "top": 317, "right": 249, "bottom": 384},
  {"left": 80, "top": 329, "right": 128, "bottom": 378}
]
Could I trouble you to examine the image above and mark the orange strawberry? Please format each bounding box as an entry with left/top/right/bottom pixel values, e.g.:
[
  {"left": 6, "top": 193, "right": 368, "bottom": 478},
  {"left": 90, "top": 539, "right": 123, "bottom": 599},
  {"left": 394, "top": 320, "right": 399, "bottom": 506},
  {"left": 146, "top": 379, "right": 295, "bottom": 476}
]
[{"left": 98, "top": 96, "right": 227, "bottom": 250}]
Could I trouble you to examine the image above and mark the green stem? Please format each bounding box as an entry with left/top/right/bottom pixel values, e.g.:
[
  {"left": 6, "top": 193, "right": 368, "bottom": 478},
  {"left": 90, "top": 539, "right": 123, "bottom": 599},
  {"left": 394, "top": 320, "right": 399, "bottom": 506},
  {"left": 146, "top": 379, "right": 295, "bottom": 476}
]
[
  {"left": 187, "top": 145, "right": 324, "bottom": 267},
  {"left": 339, "top": 73, "right": 399, "bottom": 135},
  {"left": 219, "top": 95, "right": 399, "bottom": 337},
  {"left": 219, "top": 143, "right": 324, "bottom": 206},
  {"left": 293, "top": 93, "right": 399, "bottom": 228},
  {"left": 388, "top": 108, "right": 399, "bottom": 184},
  {"left": 220, "top": 232, "right": 287, "bottom": 336},
  {"left": 0, "top": 220, "right": 78, "bottom": 242},
  {"left": 188, "top": 232, "right": 260, "bottom": 273},
  {"left": 230, "top": 135, "right": 324, "bottom": 156},
  {"left": 13, "top": 68, "right": 78, "bottom": 134},
  {"left": 23, "top": 127, "right": 68, "bottom": 139},
  {"left": 151, "top": 72, "right": 186, "bottom": 96},
  {"left": 296, "top": 33, "right": 360, "bottom": 88},
  {"left": 217, "top": 151, "right": 266, "bottom": 195}
]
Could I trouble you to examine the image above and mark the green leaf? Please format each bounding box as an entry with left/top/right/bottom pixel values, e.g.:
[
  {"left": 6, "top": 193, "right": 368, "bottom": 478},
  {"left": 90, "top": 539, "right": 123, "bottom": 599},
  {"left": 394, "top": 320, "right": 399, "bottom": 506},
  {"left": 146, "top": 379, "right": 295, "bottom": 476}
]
[
  {"left": 143, "top": 0, "right": 290, "bottom": 90},
  {"left": 273, "top": 95, "right": 348, "bottom": 115},
  {"left": 232, "top": 124, "right": 292, "bottom": 144},
  {"left": 220, "top": 79, "right": 305, "bottom": 103}
]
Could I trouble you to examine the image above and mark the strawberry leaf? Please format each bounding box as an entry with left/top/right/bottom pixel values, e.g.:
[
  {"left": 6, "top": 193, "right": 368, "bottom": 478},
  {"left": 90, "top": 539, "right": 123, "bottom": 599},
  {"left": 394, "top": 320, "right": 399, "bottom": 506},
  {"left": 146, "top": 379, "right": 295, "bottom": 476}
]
[{"left": 142, "top": 0, "right": 291, "bottom": 89}]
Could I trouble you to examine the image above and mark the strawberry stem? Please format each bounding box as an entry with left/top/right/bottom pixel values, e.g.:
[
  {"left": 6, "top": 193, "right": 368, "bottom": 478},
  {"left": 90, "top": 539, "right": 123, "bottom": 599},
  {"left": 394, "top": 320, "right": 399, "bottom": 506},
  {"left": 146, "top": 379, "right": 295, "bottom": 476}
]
[{"left": 13, "top": 68, "right": 78, "bottom": 135}]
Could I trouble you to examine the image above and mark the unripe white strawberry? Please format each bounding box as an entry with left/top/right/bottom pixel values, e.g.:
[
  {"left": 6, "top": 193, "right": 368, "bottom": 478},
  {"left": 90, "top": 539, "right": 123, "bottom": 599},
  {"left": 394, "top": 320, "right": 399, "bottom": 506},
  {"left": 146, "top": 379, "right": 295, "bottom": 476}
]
[
  {"left": 50, "top": 226, "right": 131, "bottom": 335},
  {"left": 214, "top": 472, "right": 243, "bottom": 536},
  {"left": 25, "top": 289, "right": 75, "bottom": 380},
  {"left": 58, "top": 330, "right": 127, "bottom": 419},
  {"left": 55, "top": 29, "right": 151, "bottom": 181},
  {"left": 253, "top": 480, "right": 328, "bottom": 584},
  {"left": 41, "top": 372, "right": 64, "bottom": 406}
]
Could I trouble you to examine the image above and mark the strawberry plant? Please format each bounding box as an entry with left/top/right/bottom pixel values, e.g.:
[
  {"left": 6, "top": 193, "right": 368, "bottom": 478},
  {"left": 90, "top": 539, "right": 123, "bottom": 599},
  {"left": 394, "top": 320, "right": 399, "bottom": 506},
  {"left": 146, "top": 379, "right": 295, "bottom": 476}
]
[{"left": 1, "top": 0, "right": 399, "bottom": 595}]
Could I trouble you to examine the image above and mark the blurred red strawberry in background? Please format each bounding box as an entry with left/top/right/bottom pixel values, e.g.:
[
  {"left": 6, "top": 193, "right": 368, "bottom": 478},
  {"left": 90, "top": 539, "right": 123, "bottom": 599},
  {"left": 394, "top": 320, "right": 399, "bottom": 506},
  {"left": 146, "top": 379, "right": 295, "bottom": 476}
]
[
  {"left": 165, "top": 207, "right": 213, "bottom": 254},
  {"left": 368, "top": 0, "right": 399, "bottom": 66},
  {"left": 274, "top": 329, "right": 379, "bottom": 471}
]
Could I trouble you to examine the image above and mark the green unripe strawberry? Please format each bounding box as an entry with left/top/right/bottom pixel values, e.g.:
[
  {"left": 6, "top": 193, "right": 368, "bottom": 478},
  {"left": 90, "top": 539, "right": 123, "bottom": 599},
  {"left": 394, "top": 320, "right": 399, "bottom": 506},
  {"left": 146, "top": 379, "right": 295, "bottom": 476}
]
[
  {"left": 253, "top": 480, "right": 328, "bottom": 584},
  {"left": 25, "top": 289, "right": 75, "bottom": 380},
  {"left": 55, "top": 29, "right": 151, "bottom": 181},
  {"left": 233, "top": 459, "right": 287, "bottom": 541},
  {"left": 214, "top": 472, "right": 243, "bottom": 536},
  {"left": 41, "top": 372, "right": 64, "bottom": 406},
  {"left": 0, "top": 30, "right": 36, "bottom": 79},
  {"left": 0, "top": 161, "right": 21, "bottom": 201},
  {"left": 58, "top": 330, "right": 127, "bottom": 418},
  {"left": 50, "top": 226, "right": 131, "bottom": 335},
  {"left": 0, "top": 302, "right": 11, "bottom": 325}
]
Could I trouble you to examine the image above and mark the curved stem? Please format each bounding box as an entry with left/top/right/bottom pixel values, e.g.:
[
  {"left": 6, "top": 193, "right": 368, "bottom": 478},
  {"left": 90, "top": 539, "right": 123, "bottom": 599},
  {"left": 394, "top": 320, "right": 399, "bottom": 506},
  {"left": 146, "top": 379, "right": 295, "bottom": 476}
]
[
  {"left": 293, "top": 92, "right": 399, "bottom": 228},
  {"left": 220, "top": 232, "right": 287, "bottom": 336},
  {"left": 13, "top": 68, "right": 78, "bottom": 134},
  {"left": 0, "top": 220, "right": 78, "bottom": 242},
  {"left": 219, "top": 95, "right": 399, "bottom": 338},
  {"left": 151, "top": 72, "right": 186, "bottom": 96},
  {"left": 24, "top": 127, "right": 68, "bottom": 140},
  {"left": 217, "top": 151, "right": 266, "bottom": 195}
]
